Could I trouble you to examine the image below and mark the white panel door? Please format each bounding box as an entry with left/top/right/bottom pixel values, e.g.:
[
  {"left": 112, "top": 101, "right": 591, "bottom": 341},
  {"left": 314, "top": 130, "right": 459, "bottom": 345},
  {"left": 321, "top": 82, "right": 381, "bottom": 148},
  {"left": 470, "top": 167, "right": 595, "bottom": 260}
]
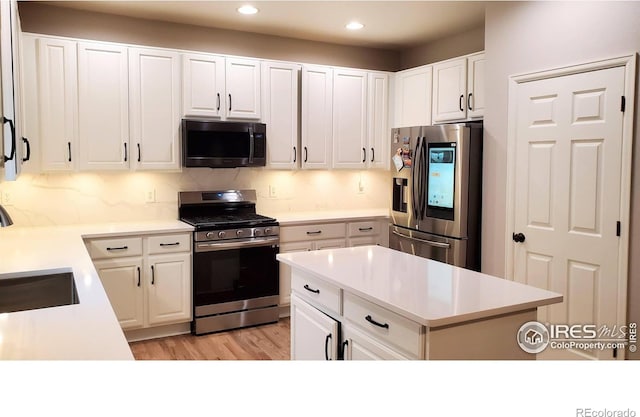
[
  {"left": 225, "top": 57, "right": 261, "bottom": 119},
  {"left": 332, "top": 69, "right": 367, "bottom": 169},
  {"left": 262, "top": 61, "right": 299, "bottom": 169},
  {"left": 37, "top": 38, "right": 77, "bottom": 171},
  {"left": 367, "top": 72, "right": 389, "bottom": 169},
  {"left": 94, "top": 258, "right": 144, "bottom": 330},
  {"left": 129, "top": 48, "right": 181, "bottom": 170},
  {"left": 146, "top": 253, "right": 191, "bottom": 326},
  {"left": 394, "top": 65, "right": 432, "bottom": 127},
  {"left": 78, "top": 42, "right": 129, "bottom": 170},
  {"left": 467, "top": 53, "right": 485, "bottom": 119},
  {"left": 182, "top": 53, "right": 225, "bottom": 118},
  {"left": 301, "top": 65, "right": 333, "bottom": 169},
  {"left": 290, "top": 294, "right": 339, "bottom": 360},
  {"left": 513, "top": 66, "right": 625, "bottom": 360},
  {"left": 432, "top": 58, "right": 467, "bottom": 123}
]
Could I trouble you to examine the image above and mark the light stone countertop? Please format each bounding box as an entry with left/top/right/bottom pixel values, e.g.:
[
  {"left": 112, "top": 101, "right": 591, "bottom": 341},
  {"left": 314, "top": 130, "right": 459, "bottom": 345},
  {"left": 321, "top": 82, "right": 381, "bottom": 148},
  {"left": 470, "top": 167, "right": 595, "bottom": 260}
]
[
  {"left": 277, "top": 245, "right": 563, "bottom": 328},
  {"left": 0, "top": 220, "right": 193, "bottom": 360}
]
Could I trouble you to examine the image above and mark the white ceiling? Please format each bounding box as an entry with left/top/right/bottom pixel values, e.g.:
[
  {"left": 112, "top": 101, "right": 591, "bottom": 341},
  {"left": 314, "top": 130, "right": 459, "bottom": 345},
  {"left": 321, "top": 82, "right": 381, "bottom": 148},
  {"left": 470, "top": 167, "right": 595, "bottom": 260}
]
[{"left": 42, "top": 1, "right": 486, "bottom": 50}]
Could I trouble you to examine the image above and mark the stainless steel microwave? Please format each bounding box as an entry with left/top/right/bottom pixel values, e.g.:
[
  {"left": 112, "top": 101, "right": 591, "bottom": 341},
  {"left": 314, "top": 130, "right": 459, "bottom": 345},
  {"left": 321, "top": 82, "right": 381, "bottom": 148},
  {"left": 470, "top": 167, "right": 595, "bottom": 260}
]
[{"left": 182, "top": 119, "right": 266, "bottom": 168}]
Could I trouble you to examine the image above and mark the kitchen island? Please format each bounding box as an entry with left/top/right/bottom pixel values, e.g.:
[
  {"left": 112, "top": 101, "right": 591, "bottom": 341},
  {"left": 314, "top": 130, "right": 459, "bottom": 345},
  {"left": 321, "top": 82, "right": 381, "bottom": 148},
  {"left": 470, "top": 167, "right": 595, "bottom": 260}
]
[{"left": 277, "top": 245, "right": 563, "bottom": 359}]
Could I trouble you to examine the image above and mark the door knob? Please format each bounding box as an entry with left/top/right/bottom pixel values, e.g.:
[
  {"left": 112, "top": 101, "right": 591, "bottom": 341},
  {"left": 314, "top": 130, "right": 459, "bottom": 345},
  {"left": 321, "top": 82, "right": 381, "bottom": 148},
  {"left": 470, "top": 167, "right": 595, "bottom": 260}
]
[{"left": 512, "top": 233, "right": 526, "bottom": 243}]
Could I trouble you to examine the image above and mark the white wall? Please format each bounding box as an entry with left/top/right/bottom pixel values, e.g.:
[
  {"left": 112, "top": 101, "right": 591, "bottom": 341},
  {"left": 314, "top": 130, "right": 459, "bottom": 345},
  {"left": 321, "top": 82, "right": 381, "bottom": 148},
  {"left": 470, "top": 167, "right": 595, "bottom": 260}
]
[{"left": 483, "top": 1, "right": 640, "bottom": 359}]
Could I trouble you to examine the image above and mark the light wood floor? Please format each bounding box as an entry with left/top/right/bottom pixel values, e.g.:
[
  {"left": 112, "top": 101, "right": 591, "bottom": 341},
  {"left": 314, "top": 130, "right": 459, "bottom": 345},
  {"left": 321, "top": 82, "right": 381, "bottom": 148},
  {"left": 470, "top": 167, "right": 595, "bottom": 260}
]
[{"left": 129, "top": 318, "right": 290, "bottom": 360}]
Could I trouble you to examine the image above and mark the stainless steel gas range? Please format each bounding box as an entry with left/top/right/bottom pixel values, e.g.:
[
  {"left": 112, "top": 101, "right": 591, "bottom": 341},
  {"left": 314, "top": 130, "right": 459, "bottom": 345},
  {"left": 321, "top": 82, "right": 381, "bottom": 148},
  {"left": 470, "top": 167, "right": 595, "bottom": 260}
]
[{"left": 178, "top": 190, "right": 280, "bottom": 335}]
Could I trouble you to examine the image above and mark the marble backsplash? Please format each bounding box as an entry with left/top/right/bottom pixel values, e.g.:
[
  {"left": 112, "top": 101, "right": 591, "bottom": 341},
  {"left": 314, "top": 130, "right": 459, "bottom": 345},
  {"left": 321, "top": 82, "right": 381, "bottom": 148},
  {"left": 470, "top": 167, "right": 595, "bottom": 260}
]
[{"left": 0, "top": 168, "right": 391, "bottom": 226}]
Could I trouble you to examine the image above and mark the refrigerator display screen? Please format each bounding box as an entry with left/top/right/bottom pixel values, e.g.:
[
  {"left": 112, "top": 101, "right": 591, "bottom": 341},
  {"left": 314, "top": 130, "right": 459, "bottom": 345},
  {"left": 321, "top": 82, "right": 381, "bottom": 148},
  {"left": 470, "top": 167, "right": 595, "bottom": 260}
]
[{"left": 427, "top": 144, "right": 456, "bottom": 209}]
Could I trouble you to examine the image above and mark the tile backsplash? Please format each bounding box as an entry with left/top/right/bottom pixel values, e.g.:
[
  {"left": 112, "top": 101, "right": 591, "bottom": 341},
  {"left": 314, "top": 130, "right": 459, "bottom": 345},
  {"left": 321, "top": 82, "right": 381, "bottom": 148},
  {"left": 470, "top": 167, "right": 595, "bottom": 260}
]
[{"left": 0, "top": 169, "right": 390, "bottom": 226}]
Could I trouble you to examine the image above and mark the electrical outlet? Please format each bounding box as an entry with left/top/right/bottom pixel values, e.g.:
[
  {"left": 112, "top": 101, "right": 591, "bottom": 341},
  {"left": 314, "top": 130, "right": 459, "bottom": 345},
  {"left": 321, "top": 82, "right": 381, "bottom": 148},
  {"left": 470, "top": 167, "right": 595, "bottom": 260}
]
[
  {"left": 145, "top": 189, "right": 156, "bottom": 203},
  {"left": 358, "top": 180, "right": 365, "bottom": 194},
  {"left": 269, "top": 184, "right": 277, "bottom": 198},
  {"left": 2, "top": 191, "right": 13, "bottom": 206}
]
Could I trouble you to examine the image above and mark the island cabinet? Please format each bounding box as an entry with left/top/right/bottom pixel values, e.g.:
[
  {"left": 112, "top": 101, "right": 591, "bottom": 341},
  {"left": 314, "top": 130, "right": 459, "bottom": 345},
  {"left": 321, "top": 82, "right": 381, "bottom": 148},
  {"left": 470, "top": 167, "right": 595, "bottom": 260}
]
[
  {"left": 279, "top": 245, "right": 564, "bottom": 360},
  {"left": 85, "top": 232, "right": 192, "bottom": 341}
]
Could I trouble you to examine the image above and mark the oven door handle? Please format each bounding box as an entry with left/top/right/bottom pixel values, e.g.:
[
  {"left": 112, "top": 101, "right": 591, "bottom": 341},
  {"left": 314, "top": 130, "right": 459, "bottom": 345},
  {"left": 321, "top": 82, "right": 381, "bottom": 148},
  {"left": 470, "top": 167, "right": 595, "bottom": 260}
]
[{"left": 195, "top": 237, "right": 279, "bottom": 252}]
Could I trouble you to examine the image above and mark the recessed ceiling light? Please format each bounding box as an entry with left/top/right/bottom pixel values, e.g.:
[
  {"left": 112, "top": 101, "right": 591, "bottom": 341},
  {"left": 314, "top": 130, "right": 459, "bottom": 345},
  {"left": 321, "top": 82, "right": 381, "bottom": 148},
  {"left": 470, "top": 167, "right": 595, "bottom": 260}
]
[
  {"left": 346, "top": 21, "right": 364, "bottom": 30},
  {"left": 237, "top": 5, "right": 258, "bottom": 15}
]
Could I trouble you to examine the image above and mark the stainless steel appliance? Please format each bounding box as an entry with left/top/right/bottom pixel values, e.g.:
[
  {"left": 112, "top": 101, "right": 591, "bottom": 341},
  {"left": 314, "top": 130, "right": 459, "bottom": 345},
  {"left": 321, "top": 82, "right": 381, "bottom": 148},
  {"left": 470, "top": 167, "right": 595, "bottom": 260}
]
[
  {"left": 181, "top": 119, "right": 266, "bottom": 168},
  {"left": 178, "top": 190, "right": 280, "bottom": 335},
  {"left": 389, "top": 123, "right": 483, "bottom": 270}
]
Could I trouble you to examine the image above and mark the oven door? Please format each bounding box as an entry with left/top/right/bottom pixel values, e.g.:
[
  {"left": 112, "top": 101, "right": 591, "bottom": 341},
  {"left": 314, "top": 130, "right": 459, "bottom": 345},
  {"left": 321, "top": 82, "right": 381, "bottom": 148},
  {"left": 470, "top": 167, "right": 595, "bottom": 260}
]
[{"left": 193, "top": 237, "right": 279, "bottom": 312}]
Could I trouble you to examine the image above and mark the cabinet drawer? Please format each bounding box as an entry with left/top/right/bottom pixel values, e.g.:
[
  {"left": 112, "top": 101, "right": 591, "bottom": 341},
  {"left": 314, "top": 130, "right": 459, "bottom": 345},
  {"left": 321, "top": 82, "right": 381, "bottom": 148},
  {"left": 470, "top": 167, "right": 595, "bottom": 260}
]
[
  {"left": 147, "top": 233, "right": 191, "bottom": 255},
  {"left": 280, "top": 223, "right": 346, "bottom": 242},
  {"left": 348, "top": 221, "right": 379, "bottom": 237},
  {"left": 291, "top": 271, "right": 341, "bottom": 315},
  {"left": 343, "top": 292, "right": 423, "bottom": 358},
  {"left": 86, "top": 237, "right": 143, "bottom": 259}
]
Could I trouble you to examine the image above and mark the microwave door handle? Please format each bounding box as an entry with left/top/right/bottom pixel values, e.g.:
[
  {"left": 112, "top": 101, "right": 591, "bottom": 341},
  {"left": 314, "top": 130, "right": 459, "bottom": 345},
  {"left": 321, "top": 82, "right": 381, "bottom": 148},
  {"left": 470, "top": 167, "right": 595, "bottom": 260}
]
[{"left": 248, "top": 127, "right": 255, "bottom": 163}]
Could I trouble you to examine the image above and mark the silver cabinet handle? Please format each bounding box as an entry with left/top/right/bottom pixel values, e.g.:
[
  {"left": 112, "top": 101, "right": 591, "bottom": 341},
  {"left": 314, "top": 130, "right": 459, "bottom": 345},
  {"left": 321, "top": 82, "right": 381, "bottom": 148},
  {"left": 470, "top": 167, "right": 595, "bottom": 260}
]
[{"left": 391, "top": 230, "right": 451, "bottom": 249}]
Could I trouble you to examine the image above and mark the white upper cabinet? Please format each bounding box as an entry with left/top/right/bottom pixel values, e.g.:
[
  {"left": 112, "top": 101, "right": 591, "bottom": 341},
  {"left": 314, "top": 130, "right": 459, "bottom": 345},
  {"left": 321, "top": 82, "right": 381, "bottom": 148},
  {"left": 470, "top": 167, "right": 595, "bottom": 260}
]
[
  {"left": 182, "top": 53, "right": 225, "bottom": 118},
  {"left": 466, "top": 52, "right": 485, "bottom": 119},
  {"left": 332, "top": 68, "right": 367, "bottom": 169},
  {"left": 36, "top": 38, "right": 77, "bottom": 172},
  {"left": 225, "top": 57, "right": 261, "bottom": 119},
  {"left": 262, "top": 61, "right": 300, "bottom": 169},
  {"left": 432, "top": 52, "right": 484, "bottom": 123},
  {"left": 77, "top": 41, "right": 129, "bottom": 171},
  {"left": 367, "top": 72, "right": 389, "bottom": 169},
  {"left": 301, "top": 65, "right": 333, "bottom": 169},
  {"left": 393, "top": 65, "right": 432, "bottom": 128},
  {"left": 129, "top": 48, "right": 181, "bottom": 171}
]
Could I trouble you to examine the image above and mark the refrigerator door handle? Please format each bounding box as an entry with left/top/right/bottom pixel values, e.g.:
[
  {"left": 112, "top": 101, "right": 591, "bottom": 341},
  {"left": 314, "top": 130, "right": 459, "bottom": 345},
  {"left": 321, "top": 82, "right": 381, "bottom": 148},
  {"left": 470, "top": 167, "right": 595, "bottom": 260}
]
[
  {"left": 391, "top": 230, "right": 451, "bottom": 249},
  {"left": 412, "top": 137, "right": 423, "bottom": 220}
]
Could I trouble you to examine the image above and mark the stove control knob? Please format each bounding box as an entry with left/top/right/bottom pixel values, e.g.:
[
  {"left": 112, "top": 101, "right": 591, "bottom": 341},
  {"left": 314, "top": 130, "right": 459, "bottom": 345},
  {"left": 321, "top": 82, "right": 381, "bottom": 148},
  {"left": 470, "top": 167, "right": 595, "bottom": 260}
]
[
  {"left": 264, "top": 227, "right": 272, "bottom": 235},
  {"left": 206, "top": 232, "right": 214, "bottom": 239},
  {"left": 254, "top": 228, "right": 262, "bottom": 237},
  {"left": 217, "top": 231, "right": 226, "bottom": 239},
  {"left": 236, "top": 229, "right": 244, "bottom": 237}
]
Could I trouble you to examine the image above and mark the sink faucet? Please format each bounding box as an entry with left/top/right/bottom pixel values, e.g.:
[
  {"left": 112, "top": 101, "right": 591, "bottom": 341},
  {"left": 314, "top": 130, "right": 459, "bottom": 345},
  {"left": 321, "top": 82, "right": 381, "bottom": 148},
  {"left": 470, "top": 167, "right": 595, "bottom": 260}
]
[{"left": 0, "top": 204, "right": 13, "bottom": 227}]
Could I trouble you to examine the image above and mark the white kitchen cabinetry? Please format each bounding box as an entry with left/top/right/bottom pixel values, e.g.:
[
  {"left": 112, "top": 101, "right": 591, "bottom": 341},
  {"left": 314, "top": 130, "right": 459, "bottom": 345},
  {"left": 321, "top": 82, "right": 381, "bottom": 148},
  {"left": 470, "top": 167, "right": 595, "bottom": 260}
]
[
  {"left": 432, "top": 52, "right": 484, "bottom": 123},
  {"left": 367, "top": 72, "right": 389, "bottom": 169},
  {"left": 393, "top": 65, "right": 432, "bottom": 128},
  {"left": 262, "top": 61, "right": 300, "bottom": 169},
  {"left": 182, "top": 53, "right": 225, "bottom": 118},
  {"left": 86, "top": 232, "right": 192, "bottom": 340},
  {"left": 301, "top": 65, "right": 333, "bottom": 169},
  {"left": 36, "top": 37, "right": 78, "bottom": 171},
  {"left": 342, "top": 323, "right": 410, "bottom": 360},
  {"left": 129, "top": 48, "right": 181, "bottom": 170},
  {"left": 77, "top": 41, "right": 129, "bottom": 171},
  {"left": 225, "top": 57, "right": 261, "bottom": 119},
  {"left": 332, "top": 69, "right": 368, "bottom": 169},
  {"left": 291, "top": 294, "right": 339, "bottom": 360}
]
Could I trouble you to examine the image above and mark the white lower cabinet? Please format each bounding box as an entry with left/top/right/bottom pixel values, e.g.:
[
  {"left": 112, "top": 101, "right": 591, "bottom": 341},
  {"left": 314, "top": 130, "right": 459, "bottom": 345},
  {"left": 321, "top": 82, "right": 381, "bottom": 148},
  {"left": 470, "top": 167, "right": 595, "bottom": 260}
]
[
  {"left": 86, "top": 232, "right": 192, "bottom": 336},
  {"left": 291, "top": 294, "right": 339, "bottom": 360},
  {"left": 342, "top": 324, "right": 410, "bottom": 360}
]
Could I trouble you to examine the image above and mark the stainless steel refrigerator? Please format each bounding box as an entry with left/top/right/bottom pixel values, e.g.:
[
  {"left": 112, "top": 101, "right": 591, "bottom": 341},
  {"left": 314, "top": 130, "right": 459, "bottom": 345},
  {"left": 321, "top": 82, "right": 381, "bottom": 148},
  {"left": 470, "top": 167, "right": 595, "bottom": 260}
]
[{"left": 389, "top": 123, "right": 483, "bottom": 271}]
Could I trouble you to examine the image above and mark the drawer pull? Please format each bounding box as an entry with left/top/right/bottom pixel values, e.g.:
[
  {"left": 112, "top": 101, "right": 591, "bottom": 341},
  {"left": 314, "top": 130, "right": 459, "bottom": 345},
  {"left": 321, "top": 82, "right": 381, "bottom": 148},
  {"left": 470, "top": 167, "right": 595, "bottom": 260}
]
[
  {"left": 106, "top": 246, "right": 128, "bottom": 251},
  {"left": 341, "top": 340, "right": 349, "bottom": 359},
  {"left": 324, "top": 334, "right": 332, "bottom": 361},
  {"left": 358, "top": 227, "right": 373, "bottom": 232},
  {"left": 159, "top": 242, "right": 180, "bottom": 247},
  {"left": 365, "top": 315, "right": 389, "bottom": 329},
  {"left": 303, "top": 284, "right": 320, "bottom": 294},
  {"left": 136, "top": 267, "right": 141, "bottom": 287},
  {"left": 306, "top": 230, "right": 322, "bottom": 235}
]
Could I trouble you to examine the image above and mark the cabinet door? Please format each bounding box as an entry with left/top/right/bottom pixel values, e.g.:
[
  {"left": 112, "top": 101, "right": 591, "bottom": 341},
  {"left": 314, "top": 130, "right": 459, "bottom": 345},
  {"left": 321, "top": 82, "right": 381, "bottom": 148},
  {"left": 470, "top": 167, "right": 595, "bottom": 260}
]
[
  {"left": 348, "top": 236, "right": 379, "bottom": 247},
  {"left": 291, "top": 294, "right": 339, "bottom": 360},
  {"left": 279, "top": 241, "right": 313, "bottom": 310},
  {"left": 94, "top": 258, "right": 144, "bottom": 330},
  {"left": 394, "top": 65, "right": 432, "bottom": 127},
  {"left": 342, "top": 324, "right": 409, "bottom": 360},
  {"left": 146, "top": 253, "right": 192, "bottom": 326},
  {"left": 332, "top": 69, "right": 367, "bottom": 169},
  {"left": 367, "top": 72, "right": 389, "bottom": 169},
  {"left": 432, "top": 58, "right": 467, "bottom": 123},
  {"left": 262, "top": 61, "right": 299, "bottom": 169},
  {"left": 182, "top": 53, "right": 225, "bottom": 118},
  {"left": 301, "top": 65, "right": 332, "bottom": 169},
  {"left": 129, "top": 48, "right": 181, "bottom": 171},
  {"left": 225, "top": 57, "right": 261, "bottom": 119},
  {"left": 37, "top": 38, "right": 78, "bottom": 171},
  {"left": 78, "top": 42, "right": 129, "bottom": 170},
  {"left": 314, "top": 238, "right": 346, "bottom": 250},
  {"left": 467, "top": 53, "right": 485, "bottom": 119}
]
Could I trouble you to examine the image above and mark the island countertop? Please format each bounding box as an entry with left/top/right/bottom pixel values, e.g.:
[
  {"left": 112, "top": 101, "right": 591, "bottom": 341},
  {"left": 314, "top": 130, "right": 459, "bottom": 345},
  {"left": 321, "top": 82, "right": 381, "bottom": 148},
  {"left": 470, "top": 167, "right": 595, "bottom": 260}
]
[
  {"left": 0, "top": 221, "right": 193, "bottom": 360},
  {"left": 277, "top": 245, "right": 563, "bottom": 327}
]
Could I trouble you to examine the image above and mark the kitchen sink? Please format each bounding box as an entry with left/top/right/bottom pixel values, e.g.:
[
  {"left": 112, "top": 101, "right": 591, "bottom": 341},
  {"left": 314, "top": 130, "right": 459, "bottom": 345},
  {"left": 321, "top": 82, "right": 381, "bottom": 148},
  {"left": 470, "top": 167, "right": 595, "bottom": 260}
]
[{"left": 0, "top": 270, "right": 79, "bottom": 314}]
